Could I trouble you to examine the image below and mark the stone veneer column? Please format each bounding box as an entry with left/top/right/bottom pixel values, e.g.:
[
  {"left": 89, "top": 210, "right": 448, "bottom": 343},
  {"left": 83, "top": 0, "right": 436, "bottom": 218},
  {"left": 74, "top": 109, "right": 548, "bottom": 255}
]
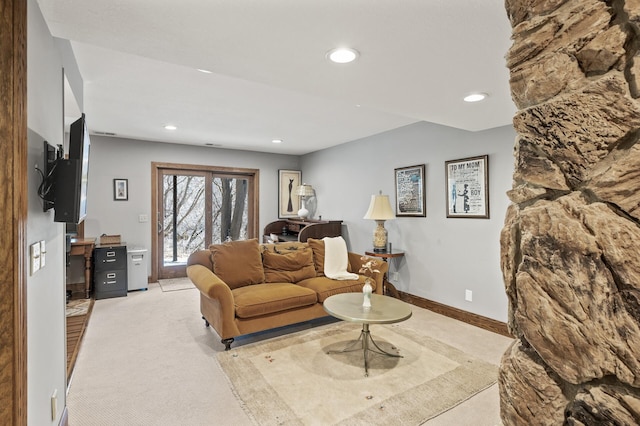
[{"left": 500, "top": 1, "right": 640, "bottom": 424}]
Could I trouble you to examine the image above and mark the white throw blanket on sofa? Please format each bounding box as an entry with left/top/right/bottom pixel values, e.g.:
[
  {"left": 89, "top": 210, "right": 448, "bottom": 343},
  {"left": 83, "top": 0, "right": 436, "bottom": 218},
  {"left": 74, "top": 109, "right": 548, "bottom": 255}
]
[{"left": 323, "top": 236, "right": 359, "bottom": 280}]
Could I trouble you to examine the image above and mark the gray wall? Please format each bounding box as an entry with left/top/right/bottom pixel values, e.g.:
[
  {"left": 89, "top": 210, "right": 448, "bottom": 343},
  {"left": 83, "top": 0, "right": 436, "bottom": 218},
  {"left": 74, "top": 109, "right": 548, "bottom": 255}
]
[
  {"left": 84, "top": 123, "right": 515, "bottom": 323},
  {"left": 26, "top": 0, "right": 80, "bottom": 423},
  {"left": 83, "top": 137, "right": 300, "bottom": 275},
  {"left": 300, "top": 122, "right": 516, "bottom": 322}
]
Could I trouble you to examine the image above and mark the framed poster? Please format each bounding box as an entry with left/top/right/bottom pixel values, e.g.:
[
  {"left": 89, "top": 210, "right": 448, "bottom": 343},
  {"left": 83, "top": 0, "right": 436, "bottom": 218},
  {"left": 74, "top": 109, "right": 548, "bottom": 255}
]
[
  {"left": 278, "top": 170, "right": 301, "bottom": 218},
  {"left": 113, "top": 178, "right": 128, "bottom": 201},
  {"left": 394, "top": 164, "right": 426, "bottom": 217},
  {"left": 445, "top": 155, "right": 489, "bottom": 218}
]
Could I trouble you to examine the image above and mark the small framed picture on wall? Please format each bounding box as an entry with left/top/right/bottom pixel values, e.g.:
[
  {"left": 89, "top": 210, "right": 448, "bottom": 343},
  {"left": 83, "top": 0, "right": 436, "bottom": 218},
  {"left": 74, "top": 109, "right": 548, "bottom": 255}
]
[{"left": 113, "top": 178, "right": 128, "bottom": 201}]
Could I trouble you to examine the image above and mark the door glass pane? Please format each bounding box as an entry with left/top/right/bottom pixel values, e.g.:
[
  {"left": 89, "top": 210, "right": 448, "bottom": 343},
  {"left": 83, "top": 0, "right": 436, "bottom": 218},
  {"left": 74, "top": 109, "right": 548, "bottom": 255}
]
[
  {"left": 163, "top": 174, "right": 206, "bottom": 266},
  {"left": 212, "top": 177, "right": 248, "bottom": 243}
]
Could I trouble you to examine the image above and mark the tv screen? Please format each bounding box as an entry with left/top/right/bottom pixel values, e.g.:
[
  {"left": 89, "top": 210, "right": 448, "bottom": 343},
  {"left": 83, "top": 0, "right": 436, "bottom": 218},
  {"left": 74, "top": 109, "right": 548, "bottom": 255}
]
[{"left": 54, "top": 114, "right": 91, "bottom": 224}]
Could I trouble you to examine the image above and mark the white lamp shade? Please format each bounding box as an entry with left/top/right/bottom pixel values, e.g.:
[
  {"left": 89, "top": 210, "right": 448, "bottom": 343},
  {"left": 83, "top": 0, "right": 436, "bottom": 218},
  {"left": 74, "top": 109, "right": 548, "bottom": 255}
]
[
  {"left": 295, "top": 184, "right": 314, "bottom": 197},
  {"left": 363, "top": 194, "right": 395, "bottom": 220}
]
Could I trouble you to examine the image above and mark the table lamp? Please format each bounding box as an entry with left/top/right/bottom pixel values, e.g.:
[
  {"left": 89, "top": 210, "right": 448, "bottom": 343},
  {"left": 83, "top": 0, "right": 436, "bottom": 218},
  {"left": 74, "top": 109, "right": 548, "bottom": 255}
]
[
  {"left": 363, "top": 191, "right": 395, "bottom": 252},
  {"left": 295, "top": 183, "right": 315, "bottom": 219}
]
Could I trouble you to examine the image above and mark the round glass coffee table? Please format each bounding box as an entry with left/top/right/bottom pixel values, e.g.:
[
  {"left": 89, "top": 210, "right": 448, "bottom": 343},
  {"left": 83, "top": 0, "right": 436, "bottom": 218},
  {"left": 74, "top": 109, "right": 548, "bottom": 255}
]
[{"left": 323, "top": 293, "right": 412, "bottom": 376}]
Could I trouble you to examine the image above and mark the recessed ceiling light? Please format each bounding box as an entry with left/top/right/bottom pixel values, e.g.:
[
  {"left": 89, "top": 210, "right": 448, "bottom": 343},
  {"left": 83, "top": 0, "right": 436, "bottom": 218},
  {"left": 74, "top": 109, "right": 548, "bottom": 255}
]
[
  {"left": 326, "top": 47, "right": 359, "bottom": 64},
  {"left": 272, "top": 139, "right": 283, "bottom": 144},
  {"left": 197, "top": 69, "right": 212, "bottom": 74},
  {"left": 464, "top": 93, "right": 488, "bottom": 103},
  {"left": 164, "top": 125, "right": 177, "bottom": 130}
]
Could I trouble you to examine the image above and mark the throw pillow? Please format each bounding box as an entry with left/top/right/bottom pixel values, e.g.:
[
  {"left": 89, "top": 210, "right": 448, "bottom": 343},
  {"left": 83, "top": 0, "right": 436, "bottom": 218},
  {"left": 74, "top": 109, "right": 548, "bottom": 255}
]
[
  {"left": 307, "top": 238, "right": 326, "bottom": 276},
  {"left": 210, "top": 239, "right": 265, "bottom": 289},
  {"left": 262, "top": 248, "right": 316, "bottom": 283}
]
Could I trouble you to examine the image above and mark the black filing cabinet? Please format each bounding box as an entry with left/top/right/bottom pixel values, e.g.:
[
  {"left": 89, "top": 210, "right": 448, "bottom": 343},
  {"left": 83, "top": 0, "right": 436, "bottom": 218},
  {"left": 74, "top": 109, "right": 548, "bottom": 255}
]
[{"left": 93, "top": 245, "right": 128, "bottom": 299}]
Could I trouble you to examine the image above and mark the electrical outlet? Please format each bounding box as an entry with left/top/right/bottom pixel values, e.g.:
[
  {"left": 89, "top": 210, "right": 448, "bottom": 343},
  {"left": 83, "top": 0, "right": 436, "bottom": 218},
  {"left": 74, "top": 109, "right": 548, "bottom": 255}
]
[
  {"left": 390, "top": 272, "right": 399, "bottom": 281},
  {"left": 40, "top": 240, "right": 46, "bottom": 268},
  {"left": 465, "top": 289, "right": 473, "bottom": 302},
  {"left": 30, "top": 242, "right": 41, "bottom": 275}
]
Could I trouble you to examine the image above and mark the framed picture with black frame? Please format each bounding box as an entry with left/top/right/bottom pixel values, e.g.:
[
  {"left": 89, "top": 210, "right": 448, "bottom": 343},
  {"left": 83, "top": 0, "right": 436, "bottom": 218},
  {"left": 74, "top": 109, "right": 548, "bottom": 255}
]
[
  {"left": 445, "top": 155, "right": 489, "bottom": 218},
  {"left": 394, "top": 164, "right": 426, "bottom": 217},
  {"left": 278, "top": 170, "right": 301, "bottom": 218},
  {"left": 113, "top": 178, "right": 128, "bottom": 201}
]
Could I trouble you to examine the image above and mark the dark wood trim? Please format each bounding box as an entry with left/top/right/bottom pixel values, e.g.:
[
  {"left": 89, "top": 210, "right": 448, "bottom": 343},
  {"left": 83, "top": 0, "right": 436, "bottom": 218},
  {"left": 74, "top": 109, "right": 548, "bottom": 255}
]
[
  {"left": 0, "top": 0, "right": 28, "bottom": 423},
  {"left": 398, "top": 290, "right": 512, "bottom": 338}
]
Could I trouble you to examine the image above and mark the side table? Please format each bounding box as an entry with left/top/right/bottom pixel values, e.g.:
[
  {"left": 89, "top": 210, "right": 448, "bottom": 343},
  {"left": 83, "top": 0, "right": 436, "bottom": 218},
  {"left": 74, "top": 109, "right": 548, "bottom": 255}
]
[{"left": 364, "top": 250, "right": 405, "bottom": 298}]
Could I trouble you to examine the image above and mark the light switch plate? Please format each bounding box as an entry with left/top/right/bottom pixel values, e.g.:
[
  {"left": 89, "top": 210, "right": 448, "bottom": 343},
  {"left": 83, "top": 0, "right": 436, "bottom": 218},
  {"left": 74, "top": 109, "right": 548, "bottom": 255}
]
[
  {"left": 40, "top": 240, "right": 46, "bottom": 268},
  {"left": 138, "top": 214, "right": 149, "bottom": 223},
  {"left": 30, "top": 242, "right": 41, "bottom": 275}
]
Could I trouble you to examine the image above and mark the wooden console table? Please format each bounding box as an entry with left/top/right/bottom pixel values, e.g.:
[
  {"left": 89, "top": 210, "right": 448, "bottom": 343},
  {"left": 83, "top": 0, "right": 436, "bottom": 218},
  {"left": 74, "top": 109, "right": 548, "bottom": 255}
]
[
  {"left": 69, "top": 238, "right": 96, "bottom": 298},
  {"left": 263, "top": 219, "right": 342, "bottom": 242}
]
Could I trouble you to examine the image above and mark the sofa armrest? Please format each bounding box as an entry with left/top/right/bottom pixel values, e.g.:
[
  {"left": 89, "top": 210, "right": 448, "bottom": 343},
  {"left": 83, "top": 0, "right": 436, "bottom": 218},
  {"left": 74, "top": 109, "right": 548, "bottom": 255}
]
[
  {"left": 187, "top": 264, "right": 239, "bottom": 337},
  {"left": 347, "top": 252, "right": 388, "bottom": 295}
]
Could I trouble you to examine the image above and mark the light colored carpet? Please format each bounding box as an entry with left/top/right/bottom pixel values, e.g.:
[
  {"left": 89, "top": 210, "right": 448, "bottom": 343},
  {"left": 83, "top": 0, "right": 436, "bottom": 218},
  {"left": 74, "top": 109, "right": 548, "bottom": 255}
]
[
  {"left": 218, "top": 321, "right": 499, "bottom": 425},
  {"left": 158, "top": 277, "right": 195, "bottom": 292},
  {"left": 66, "top": 299, "right": 91, "bottom": 317},
  {"left": 66, "top": 282, "right": 513, "bottom": 425}
]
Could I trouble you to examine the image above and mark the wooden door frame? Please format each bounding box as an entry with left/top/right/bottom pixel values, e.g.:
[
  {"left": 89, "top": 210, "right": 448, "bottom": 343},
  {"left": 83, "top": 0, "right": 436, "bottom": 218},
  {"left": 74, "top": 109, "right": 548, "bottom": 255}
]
[
  {"left": 0, "top": 0, "right": 28, "bottom": 423},
  {"left": 150, "top": 162, "right": 260, "bottom": 282}
]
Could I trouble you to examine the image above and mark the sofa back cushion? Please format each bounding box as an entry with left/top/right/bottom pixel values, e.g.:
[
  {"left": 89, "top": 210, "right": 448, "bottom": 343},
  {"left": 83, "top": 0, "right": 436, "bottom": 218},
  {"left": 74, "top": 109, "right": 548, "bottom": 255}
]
[
  {"left": 307, "top": 238, "right": 326, "bottom": 276},
  {"left": 262, "top": 248, "right": 316, "bottom": 283},
  {"left": 307, "top": 238, "right": 352, "bottom": 277},
  {"left": 210, "top": 239, "right": 265, "bottom": 289}
]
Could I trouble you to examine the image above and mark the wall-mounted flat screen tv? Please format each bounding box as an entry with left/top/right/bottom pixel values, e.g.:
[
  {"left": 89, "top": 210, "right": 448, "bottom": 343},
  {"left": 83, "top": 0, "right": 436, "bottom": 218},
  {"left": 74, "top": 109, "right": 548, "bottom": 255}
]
[{"left": 54, "top": 113, "right": 91, "bottom": 224}]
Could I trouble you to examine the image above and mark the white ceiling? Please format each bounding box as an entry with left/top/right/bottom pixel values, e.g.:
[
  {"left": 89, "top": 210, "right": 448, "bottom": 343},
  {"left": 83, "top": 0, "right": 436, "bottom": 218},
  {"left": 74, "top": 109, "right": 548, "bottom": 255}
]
[{"left": 39, "top": 0, "right": 515, "bottom": 155}]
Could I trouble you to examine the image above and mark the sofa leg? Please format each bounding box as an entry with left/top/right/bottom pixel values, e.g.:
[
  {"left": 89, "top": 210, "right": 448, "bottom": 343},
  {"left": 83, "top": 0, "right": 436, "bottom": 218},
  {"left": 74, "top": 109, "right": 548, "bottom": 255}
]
[
  {"left": 202, "top": 316, "right": 210, "bottom": 327},
  {"left": 222, "top": 338, "right": 234, "bottom": 351}
]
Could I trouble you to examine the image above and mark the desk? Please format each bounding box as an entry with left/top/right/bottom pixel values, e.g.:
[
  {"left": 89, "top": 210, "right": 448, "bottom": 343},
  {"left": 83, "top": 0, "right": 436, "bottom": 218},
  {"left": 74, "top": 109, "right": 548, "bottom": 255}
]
[
  {"left": 69, "top": 238, "right": 96, "bottom": 298},
  {"left": 364, "top": 250, "right": 405, "bottom": 298}
]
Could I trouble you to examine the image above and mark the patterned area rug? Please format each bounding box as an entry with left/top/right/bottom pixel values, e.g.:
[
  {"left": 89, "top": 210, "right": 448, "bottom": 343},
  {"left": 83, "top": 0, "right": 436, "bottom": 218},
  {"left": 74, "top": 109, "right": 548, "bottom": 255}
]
[
  {"left": 66, "top": 299, "right": 91, "bottom": 317},
  {"left": 158, "top": 277, "right": 195, "bottom": 292},
  {"left": 217, "top": 321, "right": 499, "bottom": 425}
]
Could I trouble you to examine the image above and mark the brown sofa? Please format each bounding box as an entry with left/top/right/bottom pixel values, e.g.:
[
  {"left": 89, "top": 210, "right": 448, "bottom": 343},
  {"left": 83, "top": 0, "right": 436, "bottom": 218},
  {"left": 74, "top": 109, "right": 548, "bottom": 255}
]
[{"left": 186, "top": 238, "right": 387, "bottom": 350}]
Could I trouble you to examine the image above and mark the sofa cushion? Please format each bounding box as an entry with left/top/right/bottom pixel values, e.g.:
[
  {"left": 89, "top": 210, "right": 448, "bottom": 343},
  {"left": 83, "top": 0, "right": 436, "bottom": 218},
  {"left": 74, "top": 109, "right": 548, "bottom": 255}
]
[
  {"left": 232, "top": 283, "right": 318, "bottom": 318},
  {"left": 261, "top": 242, "right": 308, "bottom": 253},
  {"left": 307, "top": 238, "right": 326, "bottom": 276},
  {"left": 210, "top": 239, "right": 265, "bottom": 289},
  {"left": 297, "top": 275, "right": 371, "bottom": 303},
  {"left": 262, "top": 248, "right": 316, "bottom": 283},
  {"left": 308, "top": 238, "right": 352, "bottom": 277}
]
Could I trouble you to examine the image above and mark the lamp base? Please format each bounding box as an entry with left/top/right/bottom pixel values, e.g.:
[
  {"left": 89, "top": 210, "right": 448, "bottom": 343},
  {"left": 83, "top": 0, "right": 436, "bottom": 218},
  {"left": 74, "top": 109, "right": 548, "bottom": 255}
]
[
  {"left": 298, "top": 198, "right": 309, "bottom": 219},
  {"left": 372, "top": 220, "right": 388, "bottom": 253}
]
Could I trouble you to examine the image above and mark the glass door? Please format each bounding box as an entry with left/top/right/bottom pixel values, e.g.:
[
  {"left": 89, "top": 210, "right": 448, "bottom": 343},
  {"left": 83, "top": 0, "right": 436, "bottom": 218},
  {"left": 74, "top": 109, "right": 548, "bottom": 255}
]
[
  {"left": 159, "top": 171, "right": 207, "bottom": 278},
  {"left": 154, "top": 164, "right": 256, "bottom": 280}
]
